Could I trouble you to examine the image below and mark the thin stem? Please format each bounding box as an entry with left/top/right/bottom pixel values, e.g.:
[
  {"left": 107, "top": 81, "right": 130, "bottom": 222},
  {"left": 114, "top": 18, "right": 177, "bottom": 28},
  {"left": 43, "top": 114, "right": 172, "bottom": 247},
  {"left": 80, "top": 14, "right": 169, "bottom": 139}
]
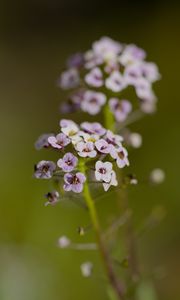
[
  {"left": 104, "top": 103, "right": 115, "bottom": 131},
  {"left": 121, "top": 188, "right": 140, "bottom": 284},
  {"left": 80, "top": 162, "right": 125, "bottom": 300}
]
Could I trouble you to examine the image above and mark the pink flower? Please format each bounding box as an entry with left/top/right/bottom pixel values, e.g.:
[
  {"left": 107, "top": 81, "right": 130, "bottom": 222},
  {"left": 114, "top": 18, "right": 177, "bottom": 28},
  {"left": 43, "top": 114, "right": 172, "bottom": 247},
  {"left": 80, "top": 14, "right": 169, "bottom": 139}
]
[
  {"left": 75, "top": 141, "right": 97, "bottom": 158},
  {"left": 109, "top": 98, "right": 132, "bottom": 122},
  {"left": 64, "top": 172, "right": 86, "bottom": 193},
  {"left": 57, "top": 153, "right": 78, "bottom": 172},
  {"left": 58, "top": 68, "right": 80, "bottom": 89},
  {"left": 48, "top": 133, "right": 70, "bottom": 149},
  {"left": 95, "top": 139, "right": 112, "bottom": 154},
  {"left": 105, "top": 71, "right": 127, "bottom": 92},
  {"left": 81, "top": 91, "right": 106, "bottom": 115},
  {"left": 85, "top": 67, "right": 103, "bottom": 87}
]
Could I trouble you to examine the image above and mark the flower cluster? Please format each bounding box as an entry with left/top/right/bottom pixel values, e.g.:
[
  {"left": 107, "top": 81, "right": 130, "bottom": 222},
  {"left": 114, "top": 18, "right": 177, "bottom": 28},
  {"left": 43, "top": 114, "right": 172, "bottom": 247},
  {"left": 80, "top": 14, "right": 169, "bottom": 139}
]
[
  {"left": 34, "top": 119, "right": 129, "bottom": 194},
  {"left": 58, "top": 36, "right": 160, "bottom": 120}
]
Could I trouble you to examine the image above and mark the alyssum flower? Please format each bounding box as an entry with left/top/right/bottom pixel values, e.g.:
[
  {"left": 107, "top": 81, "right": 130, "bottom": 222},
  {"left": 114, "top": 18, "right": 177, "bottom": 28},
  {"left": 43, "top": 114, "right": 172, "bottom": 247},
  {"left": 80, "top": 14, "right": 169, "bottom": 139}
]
[
  {"left": 34, "top": 119, "right": 129, "bottom": 193},
  {"left": 58, "top": 36, "right": 161, "bottom": 119}
]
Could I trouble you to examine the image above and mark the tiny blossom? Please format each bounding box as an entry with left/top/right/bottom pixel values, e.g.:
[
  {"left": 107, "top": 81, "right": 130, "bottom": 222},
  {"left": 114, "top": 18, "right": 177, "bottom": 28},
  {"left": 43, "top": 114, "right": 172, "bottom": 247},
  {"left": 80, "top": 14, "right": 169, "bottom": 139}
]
[
  {"left": 58, "top": 236, "right": 71, "bottom": 248},
  {"left": 57, "top": 152, "right": 78, "bottom": 172},
  {"left": 81, "top": 91, "right": 106, "bottom": 115},
  {"left": 135, "top": 78, "right": 156, "bottom": 101},
  {"left": 109, "top": 98, "right": 132, "bottom": 122},
  {"left": 34, "top": 160, "right": 56, "bottom": 179},
  {"left": 81, "top": 262, "right": 93, "bottom": 277},
  {"left": 128, "top": 133, "right": 142, "bottom": 148},
  {"left": 34, "top": 133, "right": 54, "bottom": 150},
  {"left": 92, "top": 36, "right": 122, "bottom": 60},
  {"left": 70, "top": 89, "right": 86, "bottom": 107},
  {"left": 60, "top": 119, "right": 79, "bottom": 129},
  {"left": 140, "top": 62, "right": 161, "bottom": 83},
  {"left": 85, "top": 67, "right": 104, "bottom": 87},
  {"left": 95, "top": 139, "right": 112, "bottom": 154},
  {"left": 111, "top": 147, "right": 129, "bottom": 169},
  {"left": 105, "top": 130, "right": 123, "bottom": 148},
  {"left": 103, "top": 170, "right": 118, "bottom": 191},
  {"left": 64, "top": 172, "right": 86, "bottom": 193},
  {"left": 66, "top": 53, "right": 84, "bottom": 69},
  {"left": 81, "top": 122, "right": 106, "bottom": 136},
  {"left": 48, "top": 133, "right": 70, "bottom": 149},
  {"left": 105, "top": 71, "right": 127, "bottom": 92},
  {"left": 44, "top": 191, "right": 60, "bottom": 206},
  {"left": 95, "top": 161, "right": 113, "bottom": 183},
  {"left": 83, "top": 133, "right": 100, "bottom": 143},
  {"left": 119, "top": 44, "right": 146, "bottom": 66},
  {"left": 58, "top": 68, "right": 80, "bottom": 90},
  {"left": 104, "top": 59, "right": 119, "bottom": 74},
  {"left": 84, "top": 50, "right": 103, "bottom": 69},
  {"left": 150, "top": 169, "right": 165, "bottom": 184},
  {"left": 75, "top": 141, "right": 97, "bottom": 158},
  {"left": 124, "top": 62, "right": 143, "bottom": 86},
  {"left": 60, "top": 122, "right": 79, "bottom": 138}
]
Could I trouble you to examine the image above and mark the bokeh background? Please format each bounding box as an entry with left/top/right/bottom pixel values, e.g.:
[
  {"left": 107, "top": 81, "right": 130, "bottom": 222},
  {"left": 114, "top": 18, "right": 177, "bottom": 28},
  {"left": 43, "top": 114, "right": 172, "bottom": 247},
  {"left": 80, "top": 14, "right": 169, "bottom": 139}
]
[{"left": 0, "top": 0, "right": 180, "bottom": 299}]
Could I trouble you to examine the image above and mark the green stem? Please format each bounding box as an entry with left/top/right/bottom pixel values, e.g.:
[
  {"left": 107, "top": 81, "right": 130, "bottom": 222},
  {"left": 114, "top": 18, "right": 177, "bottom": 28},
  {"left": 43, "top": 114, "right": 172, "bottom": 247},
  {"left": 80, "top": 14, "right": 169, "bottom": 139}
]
[
  {"left": 104, "top": 103, "right": 115, "bottom": 132},
  {"left": 80, "top": 162, "right": 125, "bottom": 300}
]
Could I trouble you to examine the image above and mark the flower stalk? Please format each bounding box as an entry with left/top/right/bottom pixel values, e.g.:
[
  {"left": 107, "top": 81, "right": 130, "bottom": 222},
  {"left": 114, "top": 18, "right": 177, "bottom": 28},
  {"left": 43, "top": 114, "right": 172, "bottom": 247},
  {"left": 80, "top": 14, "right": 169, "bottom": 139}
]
[{"left": 80, "top": 161, "right": 125, "bottom": 299}]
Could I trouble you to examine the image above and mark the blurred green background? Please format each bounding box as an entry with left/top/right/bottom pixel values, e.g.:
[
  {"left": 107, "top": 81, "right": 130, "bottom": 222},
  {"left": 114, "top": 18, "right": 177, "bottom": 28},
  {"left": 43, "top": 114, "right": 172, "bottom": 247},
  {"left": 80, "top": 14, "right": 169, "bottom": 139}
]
[{"left": 0, "top": 0, "right": 180, "bottom": 299}]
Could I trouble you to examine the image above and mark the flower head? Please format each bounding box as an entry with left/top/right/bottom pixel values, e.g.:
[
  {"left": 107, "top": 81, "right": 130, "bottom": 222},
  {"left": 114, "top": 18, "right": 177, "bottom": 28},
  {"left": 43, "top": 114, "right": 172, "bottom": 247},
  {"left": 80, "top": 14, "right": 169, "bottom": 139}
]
[
  {"left": 57, "top": 152, "right": 78, "bottom": 172},
  {"left": 64, "top": 172, "right": 86, "bottom": 193},
  {"left": 34, "top": 160, "right": 56, "bottom": 179}
]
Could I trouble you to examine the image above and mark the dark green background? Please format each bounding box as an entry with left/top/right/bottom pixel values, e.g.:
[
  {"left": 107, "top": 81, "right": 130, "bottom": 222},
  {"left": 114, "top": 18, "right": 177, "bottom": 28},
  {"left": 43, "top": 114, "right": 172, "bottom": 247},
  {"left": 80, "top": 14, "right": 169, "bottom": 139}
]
[{"left": 0, "top": 1, "right": 180, "bottom": 299}]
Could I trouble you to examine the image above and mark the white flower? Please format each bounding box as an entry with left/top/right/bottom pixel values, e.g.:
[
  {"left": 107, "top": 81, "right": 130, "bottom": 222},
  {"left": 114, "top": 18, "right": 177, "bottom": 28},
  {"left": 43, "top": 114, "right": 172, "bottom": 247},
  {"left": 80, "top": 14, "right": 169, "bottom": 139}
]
[
  {"left": 92, "top": 36, "right": 122, "bottom": 61},
  {"left": 85, "top": 67, "right": 104, "bottom": 87},
  {"left": 61, "top": 123, "right": 79, "bottom": 137},
  {"left": 58, "top": 236, "right": 71, "bottom": 248},
  {"left": 95, "top": 161, "right": 113, "bottom": 183},
  {"left": 150, "top": 169, "right": 165, "bottom": 184},
  {"left": 119, "top": 44, "right": 146, "bottom": 66},
  {"left": 111, "top": 147, "right": 129, "bottom": 168},
  {"left": 80, "top": 262, "right": 93, "bottom": 277},
  {"left": 75, "top": 141, "right": 97, "bottom": 158},
  {"left": 105, "top": 71, "right": 127, "bottom": 92},
  {"left": 103, "top": 171, "right": 118, "bottom": 191},
  {"left": 59, "top": 68, "right": 80, "bottom": 89},
  {"left": 81, "top": 90, "right": 106, "bottom": 115},
  {"left": 128, "top": 133, "right": 142, "bottom": 148}
]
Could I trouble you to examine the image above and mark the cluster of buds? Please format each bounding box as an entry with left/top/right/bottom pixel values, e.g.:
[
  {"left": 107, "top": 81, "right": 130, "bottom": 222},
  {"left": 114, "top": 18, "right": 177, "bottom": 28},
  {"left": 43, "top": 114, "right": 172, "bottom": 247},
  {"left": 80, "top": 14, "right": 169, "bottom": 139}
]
[
  {"left": 34, "top": 119, "right": 129, "bottom": 196},
  {"left": 58, "top": 36, "right": 160, "bottom": 120}
]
